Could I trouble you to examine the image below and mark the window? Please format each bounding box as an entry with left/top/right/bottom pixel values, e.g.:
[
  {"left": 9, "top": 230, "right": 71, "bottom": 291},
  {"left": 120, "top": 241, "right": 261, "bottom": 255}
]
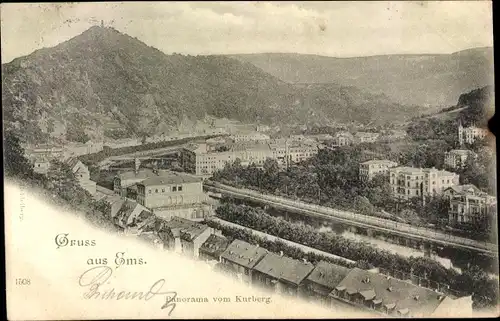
[
  {"left": 155, "top": 189, "right": 158, "bottom": 193},
  {"left": 162, "top": 189, "right": 165, "bottom": 192},
  {"left": 148, "top": 189, "right": 152, "bottom": 194},
  {"left": 173, "top": 186, "right": 177, "bottom": 192}
]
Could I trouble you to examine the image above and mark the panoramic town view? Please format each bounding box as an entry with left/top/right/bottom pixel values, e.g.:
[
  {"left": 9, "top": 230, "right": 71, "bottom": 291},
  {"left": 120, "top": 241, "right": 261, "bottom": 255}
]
[{"left": 2, "top": 2, "right": 498, "bottom": 318}]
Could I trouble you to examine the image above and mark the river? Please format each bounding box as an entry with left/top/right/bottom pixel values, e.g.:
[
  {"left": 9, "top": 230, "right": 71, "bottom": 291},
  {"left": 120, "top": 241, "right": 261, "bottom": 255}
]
[{"left": 227, "top": 198, "right": 498, "bottom": 276}]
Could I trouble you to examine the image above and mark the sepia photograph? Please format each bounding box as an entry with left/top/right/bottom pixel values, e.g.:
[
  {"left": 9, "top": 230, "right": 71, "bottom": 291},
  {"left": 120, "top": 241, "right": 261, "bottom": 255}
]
[{"left": 2, "top": 1, "right": 497, "bottom": 319}]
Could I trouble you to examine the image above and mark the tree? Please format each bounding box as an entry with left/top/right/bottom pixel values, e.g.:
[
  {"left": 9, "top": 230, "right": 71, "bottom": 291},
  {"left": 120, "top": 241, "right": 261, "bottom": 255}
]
[{"left": 4, "top": 129, "right": 34, "bottom": 178}]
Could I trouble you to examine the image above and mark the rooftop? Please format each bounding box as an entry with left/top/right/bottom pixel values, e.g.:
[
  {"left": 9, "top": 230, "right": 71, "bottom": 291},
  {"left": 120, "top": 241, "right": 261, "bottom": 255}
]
[
  {"left": 331, "top": 268, "right": 446, "bottom": 317},
  {"left": 200, "top": 234, "right": 230, "bottom": 258},
  {"left": 220, "top": 239, "right": 268, "bottom": 269},
  {"left": 304, "top": 261, "right": 352, "bottom": 294},
  {"left": 138, "top": 171, "right": 202, "bottom": 187},
  {"left": 361, "top": 159, "right": 398, "bottom": 166},
  {"left": 252, "top": 252, "right": 315, "bottom": 286},
  {"left": 448, "top": 149, "right": 475, "bottom": 155},
  {"left": 117, "top": 168, "right": 157, "bottom": 181},
  {"left": 165, "top": 217, "right": 210, "bottom": 242}
]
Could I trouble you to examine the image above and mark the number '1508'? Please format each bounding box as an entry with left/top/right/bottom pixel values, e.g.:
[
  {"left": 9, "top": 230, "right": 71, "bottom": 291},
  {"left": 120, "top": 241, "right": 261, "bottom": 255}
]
[{"left": 15, "top": 278, "right": 30, "bottom": 285}]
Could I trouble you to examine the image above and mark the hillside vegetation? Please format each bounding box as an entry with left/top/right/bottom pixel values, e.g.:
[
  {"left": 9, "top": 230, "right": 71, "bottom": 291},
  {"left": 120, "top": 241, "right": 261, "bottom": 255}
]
[
  {"left": 3, "top": 26, "right": 423, "bottom": 144},
  {"left": 230, "top": 48, "right": 494, "bottom": 107}
]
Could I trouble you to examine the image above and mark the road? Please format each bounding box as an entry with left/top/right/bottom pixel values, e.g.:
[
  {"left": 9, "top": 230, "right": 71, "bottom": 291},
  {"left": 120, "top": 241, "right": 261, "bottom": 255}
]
[
  {"left": 205, "top": 181, "right": 498, "bottom": 257},
  {"left": 208, "top": 217, "right": 356, "bottom": 265}
]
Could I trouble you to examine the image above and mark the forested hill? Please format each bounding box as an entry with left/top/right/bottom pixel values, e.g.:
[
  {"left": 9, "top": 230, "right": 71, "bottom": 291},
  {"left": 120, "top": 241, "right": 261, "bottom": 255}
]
[
  {"left": 407, "top": 86, "right": 494, "bottom": 143},
  {"left": 229, "top": 48, "right": 494, "bottom": 107},
  {"left": 3, "top": 25, "right": 422, "bottom": 144}
]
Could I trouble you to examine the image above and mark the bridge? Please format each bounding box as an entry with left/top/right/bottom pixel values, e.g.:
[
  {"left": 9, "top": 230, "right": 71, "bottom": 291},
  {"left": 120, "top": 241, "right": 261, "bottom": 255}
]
[
  {"left": 98, "top": 145, "right": 184, "bottom": 169},
  {"left": 204, "top": 180, "right": 498, "bottom": 257}
]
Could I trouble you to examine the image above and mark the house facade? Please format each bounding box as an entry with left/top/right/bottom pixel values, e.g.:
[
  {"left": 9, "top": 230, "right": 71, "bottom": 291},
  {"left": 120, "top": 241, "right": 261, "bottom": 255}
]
[
  {"left": 458, "top": 123, "right": 489, "bottom": 145},
  {"left": 67, "top": 158, "right": 97, "bottom": 195},
  {"left": 252, "top": 252, "right": 315, "bottom": 297},
  {"left": 444, "top": 149, "right": 477, "bottom": 169},
  {"left": 359, "top": 160, "right": 398, "bottom": 181},
  {"left": 219, "top": 239, "right": 268, "bottom": 285},
  {"left": 333, "top": 132, "right": 354, "bottom": 146},
  {"left": 443, "top": 184, "right": 497, "bottom": 226},
  {"left": 136, "top": 171, "right": 212, "bottom": 221},
  {"left": 298, "top": 260, "right": 352, "bottom": 305},
  {"left": 389, "top": 167, "right": 459, "bottom": 200},
  {"left": 329, "top": 268, "right": 471, "bottom": 317}
]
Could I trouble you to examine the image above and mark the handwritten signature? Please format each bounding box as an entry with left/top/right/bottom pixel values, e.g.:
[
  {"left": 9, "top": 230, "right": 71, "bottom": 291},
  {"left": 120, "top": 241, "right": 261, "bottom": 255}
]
[{"left": 78, "top": 265, "right": 177, "bottom": 316}]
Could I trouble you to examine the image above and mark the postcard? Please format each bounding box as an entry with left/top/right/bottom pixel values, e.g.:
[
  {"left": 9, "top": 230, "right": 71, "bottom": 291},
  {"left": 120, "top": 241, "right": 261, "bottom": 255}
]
[{"left": 2, "top": 2, "right": 497, "bottom": 319}]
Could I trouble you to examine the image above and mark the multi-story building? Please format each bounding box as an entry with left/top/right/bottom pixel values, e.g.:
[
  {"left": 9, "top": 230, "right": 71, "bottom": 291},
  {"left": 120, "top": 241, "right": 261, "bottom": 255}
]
[
  {"left": 114, "top": 168, "right": 160, "bottom": 197},
  {"left": 67, "top": 157, "right": 97, "bottom": 195},
  {"left": 229, "top": 131, "right": 270, "bottom": 143},
  {"left": 458, "top": 122, "right": 489, "bottom": 145},
  {"left": 332, "top": 132, "right": 354, "bottom": 147},
  {"left": 444, "top": 149, "right": 477, "bottom": 169},
  {"left": 136, "top": 171, "right": 212, "bottom": 221},
  {"left": 389, "top": 167, "right": 459, "bottom": 200},
  {"left": 298, "top": 260, "right": 351, "bottom": 305},
  {"left": 329, "top": 267, "right": 472, "bottom": 317},
  {"left": 29, "top": 155, "right": 51, "bottom": 175},
  {"left": 199, "top": 234, "right": 230, "bottom": 262},
  {"left": 443, "top": 184, "right": 497, "bottom": 227},
  {"left": 181, "top": 142, "right": 273, "bottom": 176},
  {"left": 181, "top": 139, "right": 318, "bottom": 175},
  {"left": 155, "top": 217, "right": 214, "bottom": 258},
  {"left": 355, "top": 132, "right": 380, "bottom": 144},
  {"left": 359, "top": 160, "right": 398, "bottom": 181},
  {"left": 252, "top": 252, "right": 315, "bottom": 297},
  {"left": 219, "top": 239, "right": 268, "bottom": 285}
]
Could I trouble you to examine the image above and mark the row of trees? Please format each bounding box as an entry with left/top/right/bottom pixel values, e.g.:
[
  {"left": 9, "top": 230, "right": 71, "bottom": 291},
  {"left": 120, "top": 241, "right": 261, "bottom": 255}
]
[
  {"left": 204, "top": 219, "right": 357, "bottom": 269},
  {"left": 214, "top": 202, "right": 498, "bottom": 310}
]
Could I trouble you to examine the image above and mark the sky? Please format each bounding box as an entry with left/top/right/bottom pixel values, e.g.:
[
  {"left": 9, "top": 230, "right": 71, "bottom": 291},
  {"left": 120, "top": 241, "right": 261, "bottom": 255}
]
[{"left": 0, "top": 1, "right": 494, "bottom": 63}]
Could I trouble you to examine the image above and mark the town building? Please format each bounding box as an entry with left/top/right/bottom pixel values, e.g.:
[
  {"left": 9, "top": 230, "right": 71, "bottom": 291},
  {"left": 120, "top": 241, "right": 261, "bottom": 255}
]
[
  {"left": 252, "top": 252, "right": 315, "bottom": 297},
  {"left": 113, "top": 168, "right": 163, "bottom": 197},
  {"left": 136, "top": 171, "right": 212, "bottom": 221},
  {"left": 389, "top": 167, "right": 459, "bottom": 200},
  {"left": 24, "top": 144, "right": 64, "bottom": 160},
  {"left": 113, "top": 199, "right": 151, "bottom": 229},
  {"left": 30, "top": 155, "right": 51, "bottom": 174},
  {"left": 329, "top": 268, "right": 472, "bottom": 317},
  {"left": 199, "top": 234, "right": 230, "bottom": 262},
  {"left": 298, "top": 261, "right": 352, "bottom": 305},
  {"left": 104, "top": 137, "right": 142, "bottom": 149},
  {"left": 458, "top": 122, "right": 489, "bottom": 145},
  {"left": 268, "top": 140, "right": 318, "bottom": 168},
  {"left": 332, "top": 132, "right": 355, "bottom": 147},
  {"left": 64, "top": 140, "right": 104, "bottom": 158},
  {"left": 181, "top": 139, "right": 319, "bottom": 175},
  {"left": 444, "top": 149, "right": 477, "bottom": 169},
  {"left": 219, "top": 239, "right": 268, "bottom": 285},
  {"left": 355, "top": 132, "right": 380, "bottom": 144},
  {"left": 359, "top": 160, "right": 398, "bottom": 181},
  {"left": 256, "top": 124, "right": 271, "bottom": 132},
  {"left": 443, "top": 184, "right": 497, "bottom": 227},
  {"left": 156, "top": 217, "right": 215, "bottom": 258},
  {"left": 229, "top": 131, "right": 270, "bottom": 143},
  {"left": 67, "top": 157, "right": 97, "bottom": 196},
  {"left": 306, "top": 134, "right": 334, "bottom": 143}
]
